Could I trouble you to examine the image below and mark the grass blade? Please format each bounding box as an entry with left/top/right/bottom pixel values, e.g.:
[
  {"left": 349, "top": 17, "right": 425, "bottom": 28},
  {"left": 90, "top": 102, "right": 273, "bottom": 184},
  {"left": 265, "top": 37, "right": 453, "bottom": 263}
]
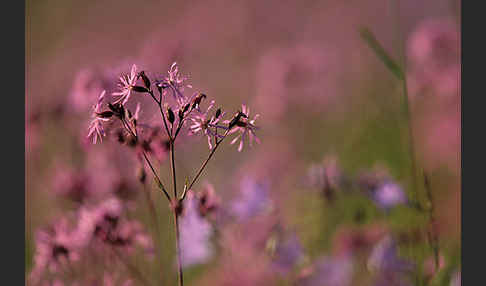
[{"left": 360, "top": 27, "right": 404, "bottom": 80}]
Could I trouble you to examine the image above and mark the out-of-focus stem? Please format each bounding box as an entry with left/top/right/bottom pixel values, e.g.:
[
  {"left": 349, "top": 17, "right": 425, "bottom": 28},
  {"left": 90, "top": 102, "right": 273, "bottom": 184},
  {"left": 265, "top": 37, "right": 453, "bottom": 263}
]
[
  {"left": 424, "top": 173, "right": 440, "bottom": 270},
  {"left": 390, "top": 1, "right": 422, "bottom": 285},
  {"left": 111, "top": 247, "right": 150, "bottom": 286}
]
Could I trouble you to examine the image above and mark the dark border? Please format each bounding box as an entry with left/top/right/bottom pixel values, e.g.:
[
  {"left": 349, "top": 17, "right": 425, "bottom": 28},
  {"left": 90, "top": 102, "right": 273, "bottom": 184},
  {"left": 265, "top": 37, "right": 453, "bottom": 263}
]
[{"left": 3, "top": 0, "right": 25, "bottom": 284}]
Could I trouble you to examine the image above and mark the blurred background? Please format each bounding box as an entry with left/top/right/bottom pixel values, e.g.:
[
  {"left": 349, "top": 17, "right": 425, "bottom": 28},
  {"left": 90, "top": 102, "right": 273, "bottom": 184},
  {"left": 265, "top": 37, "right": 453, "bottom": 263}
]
[{"left": 26, "top": 0, "right": 460, "bottom": 285}]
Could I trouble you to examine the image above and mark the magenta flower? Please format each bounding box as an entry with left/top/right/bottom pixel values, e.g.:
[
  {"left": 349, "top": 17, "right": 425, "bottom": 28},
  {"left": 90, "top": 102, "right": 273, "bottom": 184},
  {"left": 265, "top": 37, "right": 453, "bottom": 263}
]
[
  {"left": 112, "top": 64, "right": 138, "bottom": 105},
  {"left": 159, "top": 62, "right": 191, "bottom": 104},
  {"left": 227, "top": 104, "right": 260, "bottom": 152},
  {"left": 87, "top": 90, "right": 109, "bottom": 144},
  {"left": 189, "top": 100, "right": 227, "bottom": 149}
]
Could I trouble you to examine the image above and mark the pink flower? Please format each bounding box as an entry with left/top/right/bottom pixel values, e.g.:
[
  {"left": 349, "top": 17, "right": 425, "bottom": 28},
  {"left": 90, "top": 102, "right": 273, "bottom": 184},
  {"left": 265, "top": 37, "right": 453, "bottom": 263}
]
[
  {"left": 112, "top": 64, "right": 138, "bottom": 105},
  {"left": 30, "top": 219, "right": 80, "bottom": 284},
  {"left": 189, "top": 100, "right": 227, "bottom": 149},
  {"left": 159, "top": 62, "right": 191, "bottom": 105},
  {"left": 87, "top": 90, "right": 109, "bottom": 144},
  {"left": 227, "top": 105, "right": 260, "bottom": 152}
]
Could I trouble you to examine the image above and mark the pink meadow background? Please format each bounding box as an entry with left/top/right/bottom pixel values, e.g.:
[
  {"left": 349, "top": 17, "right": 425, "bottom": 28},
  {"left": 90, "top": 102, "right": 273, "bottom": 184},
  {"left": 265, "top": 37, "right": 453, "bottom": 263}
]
[{"left": 26, "top": 0, "right": 460, "bottom": 285}]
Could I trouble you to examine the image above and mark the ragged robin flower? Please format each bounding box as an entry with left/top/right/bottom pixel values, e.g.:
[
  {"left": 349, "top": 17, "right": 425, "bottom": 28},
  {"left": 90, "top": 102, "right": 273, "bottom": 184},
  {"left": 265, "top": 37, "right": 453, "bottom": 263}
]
[
  {"left": 189, "top": 100, "right": 227, "bottom": 149},
  {"left": 87, "top": 90, "right": 110, "bottom": 144},
  {"left": 112, "top": 64, "right": 139, "bottom": 105},
  {"left": 226, "top": 104, "right": 260, "bottom": 152}
]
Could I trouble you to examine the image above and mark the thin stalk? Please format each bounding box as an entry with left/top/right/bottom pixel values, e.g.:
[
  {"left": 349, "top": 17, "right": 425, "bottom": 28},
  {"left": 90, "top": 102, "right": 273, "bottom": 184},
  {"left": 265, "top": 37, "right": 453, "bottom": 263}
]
[
  {"left": 111, "top": 247, "right": 151, "bottom": 286},
  {"left": 173, "top": 210, "right": 183, "bottom": 286},
  {"left": 424, "top": 173, "right": 440, "bottom": 271},
  {"left": 169, "top": 140, "right": 184, "bottom": 286},
  {"left": 149, "top": 89, "right": 172, "bottom": 140},
  {"left": 389, "top": 1, "right": 422, "bottom": 285},
  {"left": 120, "top": 117, "right": 171, "bottom": 202},
  {"left": 390, "top": 0, "right": 419, "bottom": 204},
  {"left": 182, "top": 129, "right": 230, "bottom": 200},
  {"left": 142, "top": 183, "right": 164, "bottom": 285},
  {"left": 142, "top": 152, "right": 171, "bottom": 202}
]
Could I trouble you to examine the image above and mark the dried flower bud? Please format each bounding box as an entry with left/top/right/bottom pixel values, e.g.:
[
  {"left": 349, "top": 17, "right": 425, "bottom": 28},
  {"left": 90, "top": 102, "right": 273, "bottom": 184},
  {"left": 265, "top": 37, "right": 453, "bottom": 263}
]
[
  {"left": 183, "top": 103, "right": 190, "bottom": 113},
  {"left": 215, "top": 108, "right": 222, "bottom": 119},
  {"left": 191, "top": 93, "right": 207, "bottom": 110},
  {"left": 125, "top": 108, "right": 132, "bottom": 120},
  {"left": 167, "top": 107, "right": 175, "bottom": 124},
  {"left": 132, "top": 85, "right": 149, "bottom": 93},
  {"left": 178, "top": 109, "right": 184, "bottom": 120},
  {"left": 137, "top": 167, "right": 147, "bottom": 184},
  {"left": 228, "top": 111, "right": 247, "bottom": 129},
  {"left": 139, "top": 71, "right": 151, "bottom": 89},
  {"left": 127, "top": 135, "right": 137, "bottom": 147},
  {"left": 96, "top": 111, "right": 114, "bottom": 119},
  {"left": 108, "top": 103, "right": 125, "bottom": 119},
  {"left": 116, "top": 130, "right": 125, "bottom": 143}
]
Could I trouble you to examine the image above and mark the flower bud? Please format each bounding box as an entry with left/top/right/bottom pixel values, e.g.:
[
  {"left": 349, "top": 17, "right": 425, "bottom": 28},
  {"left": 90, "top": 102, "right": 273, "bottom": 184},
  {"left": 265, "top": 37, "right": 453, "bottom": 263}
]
[
  {"left": 167, "top": 107, "right": 175, "bottom": 124},
  {"left": 132, "top": 85, "right": 149, "bottom": 93},
  {"left": 139, "top": 71, "right": 151, "bottom": 89},
  {"left": 96, "top": 111, "right": 114, "bottom": 119}
]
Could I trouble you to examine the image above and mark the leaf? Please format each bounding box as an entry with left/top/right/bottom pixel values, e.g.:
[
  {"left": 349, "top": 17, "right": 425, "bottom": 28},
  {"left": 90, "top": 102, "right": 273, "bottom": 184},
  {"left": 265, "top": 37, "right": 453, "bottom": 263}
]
[{"left": 360, "top": 27, "right": 404, "bottom": 80}]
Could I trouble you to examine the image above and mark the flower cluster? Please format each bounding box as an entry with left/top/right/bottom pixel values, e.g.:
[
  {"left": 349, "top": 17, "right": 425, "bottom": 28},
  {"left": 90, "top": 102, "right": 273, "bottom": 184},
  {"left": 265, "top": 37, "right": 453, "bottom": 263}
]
[{"left": 87, "top": 63, "right": 260, "bottom": 152}]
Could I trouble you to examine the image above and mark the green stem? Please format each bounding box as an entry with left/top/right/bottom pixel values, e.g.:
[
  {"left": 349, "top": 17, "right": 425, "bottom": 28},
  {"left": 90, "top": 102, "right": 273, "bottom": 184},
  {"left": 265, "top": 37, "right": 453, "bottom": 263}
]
[{"left": 170, "top": 140, "right": 183, "bottom": 286}]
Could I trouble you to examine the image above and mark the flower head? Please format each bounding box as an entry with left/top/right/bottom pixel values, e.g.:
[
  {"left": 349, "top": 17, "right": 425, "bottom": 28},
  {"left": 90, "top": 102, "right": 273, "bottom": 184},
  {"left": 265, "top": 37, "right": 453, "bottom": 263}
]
[
  {"left": 87, "top": 90, "right": 110, "bottom": 144},
  {"left": 372, "top": 181, "right": 408, "bottom": 210},
  {"left": 189, "top": 100, "right": 227, "bottom": 149},
  {"left": 30, "top": 219, "right": 80, "bottom": 283},
  {"left": 231, "top": 177, "right": 272, "bottom": 221},
  {"left": 227, "top": 105, "right": 260, "bottom": 152},
  {"left": 367, "top": 235, "right": 413, "bottom": 273},
  {"left": 158, "top": 62, "right": 191, "bottom": 105},
  {"left": 298, "top": 256, "right": 354, "bottom": 286},
  {"left": 112, "top": 64, "right": 138, "bottom": 105}
]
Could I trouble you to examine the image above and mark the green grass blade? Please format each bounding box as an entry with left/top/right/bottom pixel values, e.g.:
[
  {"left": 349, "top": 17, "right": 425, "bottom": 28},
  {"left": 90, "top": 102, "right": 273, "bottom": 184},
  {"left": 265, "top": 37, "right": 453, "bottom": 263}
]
[{"left": 360, "top": 27, "right": 404, "bottom": 80}]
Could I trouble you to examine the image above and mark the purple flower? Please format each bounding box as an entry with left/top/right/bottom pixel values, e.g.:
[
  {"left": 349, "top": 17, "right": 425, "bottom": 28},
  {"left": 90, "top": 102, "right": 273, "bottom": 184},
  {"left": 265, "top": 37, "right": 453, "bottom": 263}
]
[
  {"left": 299, "top": 256, "right": 354, "bottom": 286},
  {"left": 179, "top": 191, "right": 213, "bottom": 268},
  {"left": 189, "top": 100, "right": 227, "bottom": 149},
  {"left": 231, "top": 177, "right": 272, "bottom": 221},
  {"left": 112, "top": 64, "right": 138, "bottom": 105},
  {"left": 367, "top": 235, "right": 413, "bottom": 274},
  {"left": 87, "top": 90, "right": 109, "bottom": 144},
  {"left": 372, "top": 181, "right": 407, "bottom": 210},
  {"left": 227, "top": 104, "right": 260, "bottom": 152},
  {"left": 272, "top": 232, "right": 303, "bottom": 274}
]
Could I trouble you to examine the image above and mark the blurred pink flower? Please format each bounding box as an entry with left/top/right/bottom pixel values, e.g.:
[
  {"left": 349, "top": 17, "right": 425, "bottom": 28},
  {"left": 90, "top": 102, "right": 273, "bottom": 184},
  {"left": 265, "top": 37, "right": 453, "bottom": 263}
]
[
  {"left": 407, "top": 19, "right": 460, "bottom": 97},
  {"left": 30, "top": 219, "right": 80, "bottom": 284}
]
